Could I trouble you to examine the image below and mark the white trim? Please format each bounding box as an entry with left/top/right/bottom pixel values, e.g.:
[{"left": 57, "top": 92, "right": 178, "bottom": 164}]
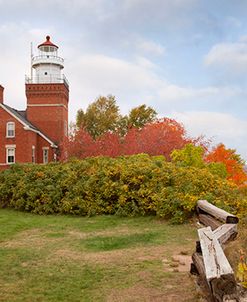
[
  {"left": 5, "top": 144, "right": 16, "bottom": 148},
  {"left": 0, "top": 103, "right": 57, "bottom": 148},
  {"left": 6, "top": 121, "right": 15, "bottom": 138},
  {"left": 32, "top": 145, "right": 35, "bottom": 163},
  {"left": 6, "top": 146, "right": 15, "bottom": 164},
  {"left": 25, "top": 126, "right": 57, "bottom": 148},
  {"left": 27, "top": 103, "right": 67, "bottom": 109},
  {"left": 43, "top": 148, "right": 49, "bottom": 164}
]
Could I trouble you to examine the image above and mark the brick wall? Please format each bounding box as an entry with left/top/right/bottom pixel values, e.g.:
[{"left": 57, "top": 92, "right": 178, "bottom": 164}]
[
  {"left": 26, "top": 83, "right": 69, "bottom": 145},
  {"left": 0, "top": 107, "right": 55, "bottom": 168}
]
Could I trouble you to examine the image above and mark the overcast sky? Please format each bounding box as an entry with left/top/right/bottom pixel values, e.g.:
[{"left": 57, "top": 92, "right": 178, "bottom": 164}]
[{"left": 0, "top": 0, "right": 247, "bottom": 160}]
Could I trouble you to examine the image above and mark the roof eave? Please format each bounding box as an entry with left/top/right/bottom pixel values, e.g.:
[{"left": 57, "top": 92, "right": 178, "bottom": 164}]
[{"left": 0, "top": 103, "right": 57, "bottom": 148}]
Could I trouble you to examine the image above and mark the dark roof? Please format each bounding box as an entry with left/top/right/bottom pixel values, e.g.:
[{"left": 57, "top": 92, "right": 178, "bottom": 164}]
[
  {"left": 2, "top": 104, "right": 38, "bottom": 131},
  {"left": 1, "top": 103, "right": 57, "bottom": 147}
]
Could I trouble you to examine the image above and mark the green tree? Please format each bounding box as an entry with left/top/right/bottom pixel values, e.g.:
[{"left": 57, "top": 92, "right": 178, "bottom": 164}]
[
  {"left": 207, "top": 162, "right": 227, "bottom": 179},
  {"left": 171, "top": 143, "right": 228, "bottom": 179},
  {"left": 127, "top": 104, "right": 157, "bottom": 129},
  {"left": 76, "top": 98, "right": 158, "bottom": 138},
  {"left": 76, "top": 95, "right": 121, "bottom": 139},
  {"left": 171, "top": 143, "right": 205, "bottom": 168}
]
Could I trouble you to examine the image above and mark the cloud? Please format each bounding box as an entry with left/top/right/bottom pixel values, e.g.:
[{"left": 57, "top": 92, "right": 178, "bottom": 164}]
[
  {"left": 66, "top": 53, "right": 161, "bottom": 116},
  {"left": 122, "top": 0, "right": 198, "bottom": 20},
  {"left": 0, "top": 22, "right": 56, "bottom": 109},
  {"left": 134, "top": 37, "right": 165, "bottom": 56},
  {"left": 66, "top": 51, "right": 244, "bottom": 121},
  {"left": 205, "top": 40, "right": 247, "bottom": 74},
  {"left": 170, "top": 110, "right": 247, "bottom": 160},
  {"left": 1, "top": 21, "right": 244, "bottom": 125}
]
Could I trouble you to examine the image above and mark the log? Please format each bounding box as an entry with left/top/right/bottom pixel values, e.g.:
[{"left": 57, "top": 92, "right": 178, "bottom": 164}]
[
  {"left": 197, "top": 200, "right": 239, "bottom": 224},
  {"left": 199, "top": 213, "right": 222, "bottom": 230},
  {"left": 191, "top": 252, "right": 214, "bottom": 300},
  {"left": 198, "top": 227, "right": 237, "bottom": 301},
  {"left": 192, "top": 252, "right": 205, "bottom": 277},
  {"left": 213, "top": 224, "right": 238, "bottom": 246}
]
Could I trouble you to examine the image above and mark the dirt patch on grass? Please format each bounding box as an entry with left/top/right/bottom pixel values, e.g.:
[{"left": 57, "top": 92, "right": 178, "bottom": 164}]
[
  {"left": 107, "top": 285, "right": 171, "bottom": 302},
  {"left": 67, "top": 227, "right": 145, "bottom": 240},
  {"left": 0, "top": 227, "right": 140, "bottom": 250},
  {"left": 52, "top": 245, "right": 168, "bottom": 265},
  {"left": 51, "top": 245, "right": 194, "bottom": 272},
  {"left": 107, "top": 279, "right": 200, "bottom": 302},
  {"left": 164, "top": 254, "right": 192, "bottom": 272},
  {"left": 0, "top": 228, "right": 64, "bottom": 249},
  {"left": 0, "top": 279, "right": 25, "bottom": 302}
]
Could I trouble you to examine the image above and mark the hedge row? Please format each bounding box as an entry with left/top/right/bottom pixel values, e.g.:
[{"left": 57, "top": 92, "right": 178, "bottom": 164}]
[{"left": 0, "top": 155, "right": 246, "bottom": 223}]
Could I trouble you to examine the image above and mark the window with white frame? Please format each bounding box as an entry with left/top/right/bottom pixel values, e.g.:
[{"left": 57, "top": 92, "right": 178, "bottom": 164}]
[
  {"left": 43, "top": 148, "right": 49, "bottom": 164},
  {"left": 32, "top": 146, "right": 35, "bottom": 163},
  {"left": 6, "top": 122, "right": 15, "bottom": 138},
  {"left": 6, "top": 145, "right": 16, "bottom": 164}
]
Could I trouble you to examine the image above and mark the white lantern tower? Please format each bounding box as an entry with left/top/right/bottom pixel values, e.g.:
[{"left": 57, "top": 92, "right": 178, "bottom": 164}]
[{"left": 30, "top": 36, "right": 66, "bottom": 84}]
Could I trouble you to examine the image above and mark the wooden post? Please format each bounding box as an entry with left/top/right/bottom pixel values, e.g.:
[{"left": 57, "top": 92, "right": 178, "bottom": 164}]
[
  {"left": 191, "top": 200, "right": 239, "bottom": 301},
  {"left": 198, "top": 213, "right": 222, "bottom": 230},
  {"left": 198, "top": 227, "right": 237, "bottom": 301},
  {"left": 197, "top": 200, "right": 239, "bottom": 224},
  {"left": 213, "top": 224, "right": 238, "bottom": 246}
]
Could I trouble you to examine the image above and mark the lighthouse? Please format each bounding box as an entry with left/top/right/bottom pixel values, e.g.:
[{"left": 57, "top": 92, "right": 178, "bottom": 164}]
[
  {"left": 31, "top": 35, "right": 65, "bottom": 84},
  {"left": 25, "top": 35, "right": 69, "bottom": 148}
]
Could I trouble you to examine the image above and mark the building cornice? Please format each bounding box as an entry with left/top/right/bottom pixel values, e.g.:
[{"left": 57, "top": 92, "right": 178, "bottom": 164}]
[{"left": 27, "top": 103, "right": 67, "bottom": 109}]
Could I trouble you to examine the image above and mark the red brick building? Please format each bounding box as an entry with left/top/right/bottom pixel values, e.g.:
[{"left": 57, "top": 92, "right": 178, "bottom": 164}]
[{"left": 0, "top": 36, "right": 69, "bottom": 169}]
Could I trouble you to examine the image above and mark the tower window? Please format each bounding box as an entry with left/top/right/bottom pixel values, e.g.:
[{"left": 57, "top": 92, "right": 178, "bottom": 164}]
[
  {"left": 6, "top": 122, "right": 15, "bottom": 138},
  {"left": 44, "top": 72, "right": 48, "bottom": 75}
]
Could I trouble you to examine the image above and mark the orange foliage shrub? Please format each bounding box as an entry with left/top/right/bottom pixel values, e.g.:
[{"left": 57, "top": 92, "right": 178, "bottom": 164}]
[{"left": 205, "top": 144, "right": 247, "bottom": 186}]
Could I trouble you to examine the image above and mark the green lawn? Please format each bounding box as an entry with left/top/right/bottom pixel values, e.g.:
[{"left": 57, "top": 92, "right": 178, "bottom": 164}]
[{"left": 0, "top": 209, "right": 200, "bottom": 302}]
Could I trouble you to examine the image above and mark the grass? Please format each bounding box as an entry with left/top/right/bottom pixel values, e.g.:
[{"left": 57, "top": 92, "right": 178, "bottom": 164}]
[{"left": 0, "top": 209, "right": 200, "bottom": 302}]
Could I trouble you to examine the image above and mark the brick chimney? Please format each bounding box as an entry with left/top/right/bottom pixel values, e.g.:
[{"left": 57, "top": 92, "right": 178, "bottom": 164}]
[{"left": 0, "top": 85, "right": 4, "bottom": 103}]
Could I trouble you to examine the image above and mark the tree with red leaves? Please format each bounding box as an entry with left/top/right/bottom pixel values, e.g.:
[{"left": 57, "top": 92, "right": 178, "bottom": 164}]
[
  {"left": 205, "top": 143, "right": 247, "bottom": 186},
  {"left": 96, "top": 132, "right": 121, "bottom": 157},
  {"left": 122, "top": 118, "right": 190, "bottom": 159},
  {"left": 61, "top": 127, "right": 97, "bottom": 161},
  {"left": 61, "top": 118, "right": 190, "bottom": 161}
]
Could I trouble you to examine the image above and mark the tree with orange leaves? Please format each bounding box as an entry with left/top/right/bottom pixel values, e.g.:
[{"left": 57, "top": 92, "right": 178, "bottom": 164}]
[{"left": 205, "top": 144, "right": 247, "bottom": 186}]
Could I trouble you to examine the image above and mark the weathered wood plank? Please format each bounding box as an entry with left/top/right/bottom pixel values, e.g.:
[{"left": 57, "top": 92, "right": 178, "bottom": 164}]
[
  {"left": 198, "top": 226, "right": 237, "bottom": 301},
  {"left": 197, "top": 200, "right": 239, "bottom": 224},
  {"left": 198, "top": 227, "right": 234, "bottom": 280},
  {"left": 198, "top": 213, "right": 222, "bottom": 230},
  {"left": 213, "top": 224, "right": 238, "bottom": 246}
]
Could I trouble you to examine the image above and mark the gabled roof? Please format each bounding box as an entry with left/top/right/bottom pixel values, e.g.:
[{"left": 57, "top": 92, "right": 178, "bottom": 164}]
[{"left": 0, "top": 103, "right": 57, "bottom": 148}]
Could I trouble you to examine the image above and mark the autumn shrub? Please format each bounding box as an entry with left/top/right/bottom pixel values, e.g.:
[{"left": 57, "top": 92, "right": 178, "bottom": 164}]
[
  {"left": 0, "top": 155, "right": 245, "bottom": 223},
  {"left": 205, "top": 143, "right": 247, "bottom": 186}
]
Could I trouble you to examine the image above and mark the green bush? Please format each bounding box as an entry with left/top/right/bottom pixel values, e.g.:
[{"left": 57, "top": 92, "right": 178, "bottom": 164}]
[{"left": 0, "top": 155, "right": 245, "bottom": 223}]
